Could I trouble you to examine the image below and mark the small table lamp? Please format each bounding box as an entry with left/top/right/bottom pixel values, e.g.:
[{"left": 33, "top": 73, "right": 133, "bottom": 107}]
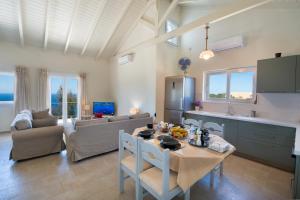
[{"left": 129, "top": 107, "right": 140, "bottom": 115}]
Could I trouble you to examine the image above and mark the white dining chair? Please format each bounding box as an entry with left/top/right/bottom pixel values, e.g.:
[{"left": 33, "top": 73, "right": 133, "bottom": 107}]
[
  {"left": 182, "top": 117, "right": 202, "bottom": 128},
  {"left": 118, "top": 130, "right": 152, "bottom": 198},
  {"left": 136, "top": 137, "right": 190, "bottom": 200},
  {"left": 202, "top": 122, "right": 225, "bottom": 187}
]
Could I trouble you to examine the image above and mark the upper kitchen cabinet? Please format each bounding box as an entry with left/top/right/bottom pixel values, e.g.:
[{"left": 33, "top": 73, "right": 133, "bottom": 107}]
[
  {"left": 296, "top": 55, "right": 300, "bottom": 93},
  {"left": 257, "top": 55, "right": 297, "bottom": 93}
]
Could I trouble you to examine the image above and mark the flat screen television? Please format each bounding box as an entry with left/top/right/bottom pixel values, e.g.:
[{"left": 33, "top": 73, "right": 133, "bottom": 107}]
[{"left": 93, "top": 102, "right": 115, "bottom": 115}]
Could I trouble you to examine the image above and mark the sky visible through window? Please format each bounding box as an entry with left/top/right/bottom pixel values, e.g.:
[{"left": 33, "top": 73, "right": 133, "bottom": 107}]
[
  {"left": 51, "top": 77, "right": 78, "bottom": 95},
  {"left": 0, "top": 74, "right": 15, "bottom": 101},
  {"left": 208, "top": 70, "right": 254, "bottom": 100}
]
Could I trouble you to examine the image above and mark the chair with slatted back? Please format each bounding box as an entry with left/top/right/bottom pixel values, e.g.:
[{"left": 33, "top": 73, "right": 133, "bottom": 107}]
[
  {"left": 118, "top": 130, "right": 152, "bottom": 198},
  {"left": 136, "top": 138, "right": 190, "bottom": 200},
  {"left": 182, "top": 117, "right": 202, "bottom": 128},
  {"left": 202, "top": 122, "right": 225, "bottom": 187}
]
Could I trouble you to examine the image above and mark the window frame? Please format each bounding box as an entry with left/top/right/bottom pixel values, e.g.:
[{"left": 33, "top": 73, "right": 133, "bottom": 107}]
[
  {"left": 165, "top": 19, "right": 179, "bottom": 47},
  {"left": 48, "top": 73, "right": 81, "bottom": 124},
  {"left": 0, "top": 72, "right": 15, "bottom": 104},
  {"left": 203, "top": 67, "right": 256, "bottom": 104}
]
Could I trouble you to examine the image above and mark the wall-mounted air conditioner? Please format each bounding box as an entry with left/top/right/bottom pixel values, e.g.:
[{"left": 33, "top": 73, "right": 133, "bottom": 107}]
[
  {"left": 118, "top": 54, "right": 134, "bottom": 65},
  {"left": 211, "top": 35, "right": 244, "bottom": 52}
]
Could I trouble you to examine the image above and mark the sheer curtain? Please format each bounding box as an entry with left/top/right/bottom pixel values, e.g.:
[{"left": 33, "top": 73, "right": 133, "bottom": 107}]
[
  {"left": 15, "top": 66, "right": 31, "bottom": 114},
  {"left": 37, "top": 68, "right": 48, "bottom": 111},
  {"left": 80, "top": 73, "right": 87, "bottom": 117}
]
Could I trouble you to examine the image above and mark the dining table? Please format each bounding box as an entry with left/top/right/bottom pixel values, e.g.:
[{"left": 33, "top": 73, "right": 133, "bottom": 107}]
[{"left": 132, "top": 127, "right": 236, "bottom": 192}]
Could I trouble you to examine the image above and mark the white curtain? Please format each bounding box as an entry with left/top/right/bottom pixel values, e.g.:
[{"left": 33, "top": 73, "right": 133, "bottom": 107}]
[
  {"left": 15, "top": 66, "right": 31, "bottom": 114},
  {"left": 80, "top": 73, "right": 87, "bottom": 116},
  {"left": 37, "top": 68, "right": 48, "bottom": 111}
]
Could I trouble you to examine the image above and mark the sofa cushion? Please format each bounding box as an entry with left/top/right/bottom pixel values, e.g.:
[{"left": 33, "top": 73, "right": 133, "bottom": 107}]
[
  {"left": 32, "top": 117, "right": 57, "bottom": 128},
  {"left": 108, "top": 115, "right": 130, "bottom": 122},
  {"left": 75, "top": 118, "right": 108, "bottom": 128},
  {"left": 129, "top": 113, "right": 150, "bottom": 119},
  {"left": 11, "top": 112, "right": 32, "bottom": 130},
  {"left": 32, "top": 109, "right": 50, "bottom": 119}
]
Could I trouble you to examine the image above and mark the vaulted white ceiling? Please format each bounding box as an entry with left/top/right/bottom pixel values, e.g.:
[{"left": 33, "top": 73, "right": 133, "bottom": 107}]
[{"left": 0, "top": 0, "right": 156, "bottom": 59}]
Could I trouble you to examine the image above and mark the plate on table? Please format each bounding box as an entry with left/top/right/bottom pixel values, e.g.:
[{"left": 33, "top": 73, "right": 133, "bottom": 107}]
[
  {"left": 138, "top": 129, "right": 155, "bottom": 139},
  {"left": 159, "top": 136, "right": 181, "bottom": 151}
]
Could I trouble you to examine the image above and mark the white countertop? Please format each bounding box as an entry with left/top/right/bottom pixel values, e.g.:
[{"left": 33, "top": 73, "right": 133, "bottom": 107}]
[{"left": 186, "top": 110, "right": 300, "bottom": 155}]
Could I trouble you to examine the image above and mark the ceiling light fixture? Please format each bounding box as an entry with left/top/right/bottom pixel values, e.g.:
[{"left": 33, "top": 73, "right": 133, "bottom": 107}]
[{"left": 199, "top": 24, "right": 214, "bottom": 60}]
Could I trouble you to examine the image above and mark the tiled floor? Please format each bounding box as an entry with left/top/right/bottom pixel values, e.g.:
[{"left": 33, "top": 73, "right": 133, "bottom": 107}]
[{"left": 0, "top": 132, "right": 294, "bottom": 200}]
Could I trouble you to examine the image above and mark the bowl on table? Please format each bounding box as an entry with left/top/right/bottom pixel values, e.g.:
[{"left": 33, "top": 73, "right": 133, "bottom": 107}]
[
  {"left": 138, "top": 129, "right": 155, "bottom": 139},
  {"left": 159, "top": 135, "right": 181, "bottom": 150}
]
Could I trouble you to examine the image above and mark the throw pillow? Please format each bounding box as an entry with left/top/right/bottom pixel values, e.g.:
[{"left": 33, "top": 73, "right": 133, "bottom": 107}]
[
  {"left": 32, "top": 109, "right": 50, "bottom": 119},
  {"left": 11, "top": 113, "right": 32, "bottom": 130},
  {"left": 15, "top": 120, "right": 32, "bottom": 130},
  {"left": 32, "top": 117, "right": 57, "bottom": 128},
  {"left": 129, "top": 113, "right": 150, "bottom": 119}
]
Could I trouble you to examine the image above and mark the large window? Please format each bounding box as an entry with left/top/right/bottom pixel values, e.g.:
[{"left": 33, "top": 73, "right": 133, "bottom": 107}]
[
  {"left": 49, "top": 75, "right": 79, "bottom": 124},
  {"left": 0, "top": 73, "right": 15, "bottom": 102},
  {"left": 165, "top": 20, "right": 179, "bottom": 46},
  {"left": 204, "top": 67, "right": 256, "bottom": 103}
]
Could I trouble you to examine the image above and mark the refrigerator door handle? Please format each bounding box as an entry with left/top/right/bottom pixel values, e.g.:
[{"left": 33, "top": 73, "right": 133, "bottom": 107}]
[{"left": 180, "top": 97, "right": 183, "bottom": 110}]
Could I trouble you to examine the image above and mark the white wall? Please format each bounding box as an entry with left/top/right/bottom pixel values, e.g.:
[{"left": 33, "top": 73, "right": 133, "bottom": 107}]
[
  {"left": 109, "top": 22, "right": 156, "bottom": 116},
  {"left": 0, "top": 42, "right": 111, "bottom": 131},
  {"left": 179, "top": 4, "right": 300, "bottom": 122}
]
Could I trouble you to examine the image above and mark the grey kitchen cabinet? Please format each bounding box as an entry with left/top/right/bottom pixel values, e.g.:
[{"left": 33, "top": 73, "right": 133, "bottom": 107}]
[
  {"left": 237, "top": 121, "right": 295, "bottom": 172},
  {"left": 296, "top": 55, "right": 300, "bottom": 92},
  {"left": 184, "top": 113, "right": 296, "bottom": 172},
  {"left": 257, "top": 55, "right": 297, "bottom": 93}
]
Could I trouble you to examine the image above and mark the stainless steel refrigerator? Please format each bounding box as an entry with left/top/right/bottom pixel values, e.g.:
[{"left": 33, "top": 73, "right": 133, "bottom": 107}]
[{"left": 164, "top": 76, "right": 195, "bottom": 124}]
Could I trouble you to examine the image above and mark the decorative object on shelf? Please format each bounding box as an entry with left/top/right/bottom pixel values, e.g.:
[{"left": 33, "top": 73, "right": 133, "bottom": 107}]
[
  {"left": 193, "top": 100, "right": 203, "bottom": 111},
  {"left": 178, "top": 57, "right": 191, "bottom": 75},
  {"left": 199, "top": 24, "right": 214, "bottom": 60},
  {"left": 129, "top": 107, "right": 140, "bottom": 115},
  {"left": 84, "top": 104, "right": 90, "bottom": 115},
  {"left": 275, "top": 52, "right": 282, "bottom": 58}
]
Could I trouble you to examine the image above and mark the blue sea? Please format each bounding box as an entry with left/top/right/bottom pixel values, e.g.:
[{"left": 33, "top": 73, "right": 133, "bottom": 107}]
[{"left": 0, "top": 93, "right": 14, "bottom": 101}]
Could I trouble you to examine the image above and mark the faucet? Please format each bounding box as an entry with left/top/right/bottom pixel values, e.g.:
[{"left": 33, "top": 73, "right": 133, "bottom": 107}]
[{"left": 227, "top": 102, "right": 234, "bottom": 116}]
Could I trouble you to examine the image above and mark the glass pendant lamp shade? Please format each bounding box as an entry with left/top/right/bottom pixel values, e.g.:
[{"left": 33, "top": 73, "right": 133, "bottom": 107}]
[
  {"left": 199, "top": 49, "right": 214, "bottom": 60},
  {"left": 200, "top": 24, "right": 214, "bottom": 60}
]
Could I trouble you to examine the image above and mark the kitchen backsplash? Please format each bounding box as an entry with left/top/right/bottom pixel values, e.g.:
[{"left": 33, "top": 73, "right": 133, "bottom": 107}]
[{"left": 201, "top": 93, "right": 300, "bottom": 123}]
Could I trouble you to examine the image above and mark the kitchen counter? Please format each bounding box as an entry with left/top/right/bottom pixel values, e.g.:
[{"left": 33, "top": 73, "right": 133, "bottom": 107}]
[{"left": 186, "top": 110, "right": 300, "bottom": 155}]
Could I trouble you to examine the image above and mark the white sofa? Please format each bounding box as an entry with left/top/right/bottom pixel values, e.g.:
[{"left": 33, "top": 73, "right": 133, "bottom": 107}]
[{"left": 64, "top": 113, "right": 153, "bottom": 162}]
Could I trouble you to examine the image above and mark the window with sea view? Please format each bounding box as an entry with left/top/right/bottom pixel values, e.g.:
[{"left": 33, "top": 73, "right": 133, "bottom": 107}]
[
  {"left": 0, "top": 73, "right": 15, "bottom": 102},
  {"left": 50, "top": 75, "right": 79, "bottom": 122}
]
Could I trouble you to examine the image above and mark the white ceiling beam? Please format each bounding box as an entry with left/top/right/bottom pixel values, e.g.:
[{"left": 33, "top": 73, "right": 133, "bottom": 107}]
[
  {"left": 17, "top": 0, "right": 24, "bottom": 47},
  {"left": 157, "top": 0, "right": 179, "bottom": 29},
  {"left": 81, "top": 0, "right": 108, "bottom": 56},
  {"left": 140, "top": 17, "right": 155, "bottom": 31},
  {"left": 95, "top": 0, "right": 134, "bottom": 59},
  {"left": 117, "top": 0, "right": 271, "bottom": 56},
  {"left": 64, "top": 0, "right": 81, "bottom": 54},
  {"left": 43, "top": 0, "right": 51, "bottom": 49},
  {"left": 111, "top": 0, "right": 155, "bottom": 56}
]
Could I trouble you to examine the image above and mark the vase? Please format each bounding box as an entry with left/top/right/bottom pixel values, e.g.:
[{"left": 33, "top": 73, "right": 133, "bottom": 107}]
[{"left": 195, "top": 106, "right": 200, "bottom": 111}]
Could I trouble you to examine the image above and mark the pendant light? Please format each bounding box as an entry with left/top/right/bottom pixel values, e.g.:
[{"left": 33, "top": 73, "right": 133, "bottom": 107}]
[{"left": 199, "top": 24, "right": 214, "bottom": 60}]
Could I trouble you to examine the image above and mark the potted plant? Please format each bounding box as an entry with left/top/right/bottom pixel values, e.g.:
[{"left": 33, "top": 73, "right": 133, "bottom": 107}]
[{"left": 194, "top": 100, "right": 202, "bottom": 111}]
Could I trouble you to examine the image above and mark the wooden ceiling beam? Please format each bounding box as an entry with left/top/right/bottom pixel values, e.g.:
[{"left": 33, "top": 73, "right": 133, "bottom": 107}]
[
  {"left": 43, "top": 0, "right": 51, "bottom": 49},
  {"left": 81, "top": 0, "right": 108, "bottom": 56},
  {"left": 17, "top": 0, "right": 24, "bottom": 47},
  {"left": 117, "top": 0, "right": 271, "bottom": 56},
  {"left": 157, "top": 0, "right": 179, "bottom": 29},
  {"left": 95, "top": 0, "right": 134, "bottom": 59},
  {"left": 64, "top": 0, "right": 81, "bottom": 54},
  {"left": 112, "top": 0, "right": 155, "bottom": 56}
]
